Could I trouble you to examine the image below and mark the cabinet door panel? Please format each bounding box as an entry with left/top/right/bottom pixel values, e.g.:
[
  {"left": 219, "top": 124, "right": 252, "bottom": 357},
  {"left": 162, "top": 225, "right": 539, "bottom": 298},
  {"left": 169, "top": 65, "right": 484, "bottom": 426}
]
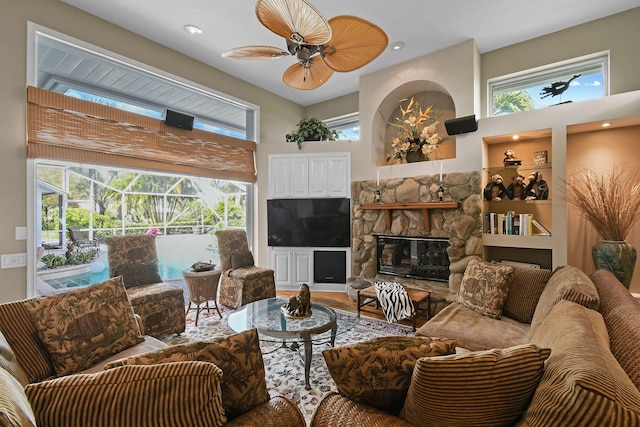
[
  {"left": 326, "top": 156, "right": 349, "bottom": 197},
  {"left": 271, "top": 250, "right": 292, "bottom": 287},
  {"left": 294, "top": 251, "right": 313, "bottom": 285},
  {"left": 308, "top": 157, "right": 328, "bottom": 197},
  {"left": 269, "top": 157, "right": 291, "bottom": 198},
  {"left": 289, "top": 158, "right": 309, "bottom": 197}
]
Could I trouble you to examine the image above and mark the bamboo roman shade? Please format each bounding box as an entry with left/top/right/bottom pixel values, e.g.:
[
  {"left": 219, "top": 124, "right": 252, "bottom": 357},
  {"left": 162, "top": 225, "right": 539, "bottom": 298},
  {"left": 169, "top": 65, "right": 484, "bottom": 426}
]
[{"left": 27, "top": 86, "right": 257, "bottom": 182}]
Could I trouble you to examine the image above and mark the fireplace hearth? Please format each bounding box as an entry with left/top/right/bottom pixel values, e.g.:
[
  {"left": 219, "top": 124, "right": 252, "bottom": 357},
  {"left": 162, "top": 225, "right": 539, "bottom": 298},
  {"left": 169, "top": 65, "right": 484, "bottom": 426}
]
[{"left": 377, "top": 235, "right": 450, "bottom": 282}]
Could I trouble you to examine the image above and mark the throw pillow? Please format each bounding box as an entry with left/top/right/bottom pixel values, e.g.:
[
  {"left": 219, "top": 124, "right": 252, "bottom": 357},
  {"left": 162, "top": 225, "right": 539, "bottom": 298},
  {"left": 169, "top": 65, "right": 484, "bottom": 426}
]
[
  {"left": 25, "top": 276, "right": 144, "bottom": 376},
  {"left": 114, "top": 259, "right": 162, "bottom": 288},
  {"left": 0, "top": 331, "right": 29, "bottom": 387},
  {"left": 323, "top": 336, "right": 457, "bottom": 415},
  {"left": 502, "top": 266, "right": 553, "bottom": 323},
  {"left": 230, "top": 250, "right": 254, "bottom": 269},
  {"left": 0, "top": 298, "right": 55, "bottom": 383},
  {"left": 457, "top": 258, "right": 514, "bottom": 319},
  {"left": 0, "top": 367, "right": 36, "bottom": 426},
  {"left": 105, "top": 329, "right": 269, "bottom": 420},
  {"left": 399, "top": 344, "right": 551, "bottom": 427},
  {"left": 26, "top": 361, "right": 225, "bottom": 427},
  {"left": 529, "top": 265, "right": 599, "bottom": 333}
]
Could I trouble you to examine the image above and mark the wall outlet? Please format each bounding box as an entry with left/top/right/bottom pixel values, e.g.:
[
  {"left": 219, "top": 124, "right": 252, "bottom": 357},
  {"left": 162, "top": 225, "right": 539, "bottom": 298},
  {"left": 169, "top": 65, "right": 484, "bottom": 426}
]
[{"left": 1, "top": 253, "right": 27, "bottom": 269}]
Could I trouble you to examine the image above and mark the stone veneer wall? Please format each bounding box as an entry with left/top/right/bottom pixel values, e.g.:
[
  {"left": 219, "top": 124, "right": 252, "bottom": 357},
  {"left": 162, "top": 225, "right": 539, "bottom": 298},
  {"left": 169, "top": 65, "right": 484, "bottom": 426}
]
[{"left": 351, "top": 171, "right": 483, "bottom": 296}]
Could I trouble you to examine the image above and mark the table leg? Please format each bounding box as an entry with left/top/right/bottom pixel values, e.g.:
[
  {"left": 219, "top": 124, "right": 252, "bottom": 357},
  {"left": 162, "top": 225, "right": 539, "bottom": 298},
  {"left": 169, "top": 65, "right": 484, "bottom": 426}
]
[
  {"left": 302, "top": 336, "right": 312, "bottom": 390},
  {"left": 330, "top": 322, "right": 338, "bottom": 347}
]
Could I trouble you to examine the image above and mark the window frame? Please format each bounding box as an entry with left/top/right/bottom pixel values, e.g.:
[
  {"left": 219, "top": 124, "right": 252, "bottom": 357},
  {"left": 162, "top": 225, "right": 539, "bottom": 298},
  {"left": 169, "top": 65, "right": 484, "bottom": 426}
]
[
  {"left": 488, "top": 52, "right": 610, "bottom": 117},
  {"left": 26, "top": 22, "right": 258, "bottom": 296},
  {"left": 326, "top": 112, "right": 360, "bottom": 141}
]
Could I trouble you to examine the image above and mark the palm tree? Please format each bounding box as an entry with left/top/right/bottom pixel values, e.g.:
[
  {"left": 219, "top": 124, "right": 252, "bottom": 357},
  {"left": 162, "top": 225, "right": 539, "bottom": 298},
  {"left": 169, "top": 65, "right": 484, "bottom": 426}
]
[{"left": 493, "top": 90, "right": 534, "bottom": 116}]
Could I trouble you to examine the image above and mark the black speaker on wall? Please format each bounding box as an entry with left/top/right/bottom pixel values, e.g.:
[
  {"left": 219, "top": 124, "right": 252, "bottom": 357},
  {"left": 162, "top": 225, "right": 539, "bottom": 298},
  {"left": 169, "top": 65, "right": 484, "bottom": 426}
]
[
  {"left": 444, "top": 114, "right": 477, "bottom": 135},
  {"left": 163, "top": 109, "right": 194, "bottom": 130}
]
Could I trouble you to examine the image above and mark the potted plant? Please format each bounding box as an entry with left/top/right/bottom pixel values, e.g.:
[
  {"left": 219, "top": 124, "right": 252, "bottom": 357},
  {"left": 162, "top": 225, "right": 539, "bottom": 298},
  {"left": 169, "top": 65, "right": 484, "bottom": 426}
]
[
  {"left": 286, "top": 117, "right": 341, "bottom": 150},
  {"left": 565, "top": 166, "right": 640, "bottom": 288}
]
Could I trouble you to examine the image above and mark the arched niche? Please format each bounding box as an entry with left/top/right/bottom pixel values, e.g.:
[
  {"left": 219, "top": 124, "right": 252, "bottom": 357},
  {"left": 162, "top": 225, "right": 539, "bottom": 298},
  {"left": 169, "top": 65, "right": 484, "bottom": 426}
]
[{"left": 374, "top": 80, "right": 456, "bottom": 166}]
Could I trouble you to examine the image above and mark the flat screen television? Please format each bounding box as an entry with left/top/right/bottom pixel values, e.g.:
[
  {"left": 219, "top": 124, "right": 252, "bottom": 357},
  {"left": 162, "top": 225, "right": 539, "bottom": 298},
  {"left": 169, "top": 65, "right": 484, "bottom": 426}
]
[{"left": 267, "top": 198, "right": 350, "bottom": 247}]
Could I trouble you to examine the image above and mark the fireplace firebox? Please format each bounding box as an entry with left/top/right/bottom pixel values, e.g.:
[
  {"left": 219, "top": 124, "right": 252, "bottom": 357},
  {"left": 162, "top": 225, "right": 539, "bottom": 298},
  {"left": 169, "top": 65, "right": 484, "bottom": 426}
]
[{"left": 376, "top": 235, "right": 450, "bottom": 282}]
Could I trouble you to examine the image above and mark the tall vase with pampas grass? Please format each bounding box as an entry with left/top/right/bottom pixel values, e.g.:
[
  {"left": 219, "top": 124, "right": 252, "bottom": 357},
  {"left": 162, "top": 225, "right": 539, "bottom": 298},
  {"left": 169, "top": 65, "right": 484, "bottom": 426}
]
[{"left": 565, "top": 167, "right": 640, "bottom": 288}]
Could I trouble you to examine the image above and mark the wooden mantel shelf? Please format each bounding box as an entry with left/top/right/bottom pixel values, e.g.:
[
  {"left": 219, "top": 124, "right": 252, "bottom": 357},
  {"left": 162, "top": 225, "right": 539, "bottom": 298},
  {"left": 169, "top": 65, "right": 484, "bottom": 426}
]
[{"left": 359, "top": 202, "right": 460, "bottom": 232}]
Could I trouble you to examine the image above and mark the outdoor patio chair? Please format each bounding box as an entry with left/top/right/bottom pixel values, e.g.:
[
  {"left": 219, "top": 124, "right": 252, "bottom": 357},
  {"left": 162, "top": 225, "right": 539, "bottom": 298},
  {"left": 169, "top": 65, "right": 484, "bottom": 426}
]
[
  {"left": 105, "top": 234, "right": 185, "bottom": 337},
  {"left": 215, "top": 229, "right": 276, "bottom": 308},
  {"left": 67, "top": 227, "right": 100, "bottom": 252}
]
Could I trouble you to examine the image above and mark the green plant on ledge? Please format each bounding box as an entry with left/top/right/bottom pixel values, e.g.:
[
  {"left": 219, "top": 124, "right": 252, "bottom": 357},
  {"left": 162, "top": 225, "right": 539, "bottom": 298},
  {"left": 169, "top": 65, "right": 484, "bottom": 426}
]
[{"left": 286, "top": 117, "right": 341, "bottom": 150}]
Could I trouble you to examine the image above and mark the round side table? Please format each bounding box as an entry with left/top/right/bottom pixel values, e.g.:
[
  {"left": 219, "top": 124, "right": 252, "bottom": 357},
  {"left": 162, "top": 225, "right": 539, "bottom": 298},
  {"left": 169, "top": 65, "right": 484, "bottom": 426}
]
[{"left": 182, "top": 267, "right": 222, "bottom": 326}]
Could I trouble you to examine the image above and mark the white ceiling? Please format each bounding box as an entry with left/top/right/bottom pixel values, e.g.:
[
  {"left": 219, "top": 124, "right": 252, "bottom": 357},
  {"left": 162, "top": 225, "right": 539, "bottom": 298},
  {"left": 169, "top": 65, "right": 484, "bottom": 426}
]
[{"left": 62, "top": 0, "right": 640, "bottom": 107}]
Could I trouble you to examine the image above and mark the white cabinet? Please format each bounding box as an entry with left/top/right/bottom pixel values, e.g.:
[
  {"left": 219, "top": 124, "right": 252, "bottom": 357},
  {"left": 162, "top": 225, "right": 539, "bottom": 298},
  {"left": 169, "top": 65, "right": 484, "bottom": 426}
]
[
  {"left": 270, "top": 248, "right": 313, "bottom": 288},
  {"left": 269, "top": 153, "right": 349, "bottom": 198},
  {"left": 269, "top": 156, "right": 308, "bottom": 198},
  {"left": 308, "top": 155, "right": 349, "bottom": 197}
]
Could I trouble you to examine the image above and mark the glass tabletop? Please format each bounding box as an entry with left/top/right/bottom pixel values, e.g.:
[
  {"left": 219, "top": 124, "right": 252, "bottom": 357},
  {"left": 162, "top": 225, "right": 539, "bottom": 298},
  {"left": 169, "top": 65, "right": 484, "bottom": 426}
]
[{"left": 228, "top": 297, "right": 360, "bottom": 344}]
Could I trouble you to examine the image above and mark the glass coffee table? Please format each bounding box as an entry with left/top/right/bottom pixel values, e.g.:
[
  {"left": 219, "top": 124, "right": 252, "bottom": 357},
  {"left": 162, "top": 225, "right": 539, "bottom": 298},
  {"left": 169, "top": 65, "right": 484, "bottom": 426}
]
[{"left": 228, "top": 297, "right": 359, "bottom": 390}]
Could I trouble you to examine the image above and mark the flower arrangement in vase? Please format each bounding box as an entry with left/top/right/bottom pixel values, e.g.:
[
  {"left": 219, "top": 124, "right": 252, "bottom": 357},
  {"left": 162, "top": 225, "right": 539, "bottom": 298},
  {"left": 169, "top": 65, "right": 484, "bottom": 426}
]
[
  {"left": 565, "top": 166, "right": 640, "bottom": 288},
  {"left": 388, "top": 97, "right": 442, "bottom": 163}
]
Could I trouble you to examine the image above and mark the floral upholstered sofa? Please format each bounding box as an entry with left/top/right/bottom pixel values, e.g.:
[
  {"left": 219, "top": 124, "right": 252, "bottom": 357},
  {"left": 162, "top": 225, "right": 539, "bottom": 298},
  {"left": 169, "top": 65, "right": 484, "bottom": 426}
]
[
  {"left": 0, "top": 277, "right": 305, "bottom": 426},
  {"left": 311, "top": 261, "right": 640, "bottom": 426}
]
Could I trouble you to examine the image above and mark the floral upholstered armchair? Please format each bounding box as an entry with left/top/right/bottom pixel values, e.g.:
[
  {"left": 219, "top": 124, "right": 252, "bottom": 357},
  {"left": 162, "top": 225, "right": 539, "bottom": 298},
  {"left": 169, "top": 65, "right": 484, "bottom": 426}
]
[
  {"left": 105, "top": 234, "right": 185, "bottom": 337},
  {"left": 215, "top": 230, "right": 276, "bottom": 308}
]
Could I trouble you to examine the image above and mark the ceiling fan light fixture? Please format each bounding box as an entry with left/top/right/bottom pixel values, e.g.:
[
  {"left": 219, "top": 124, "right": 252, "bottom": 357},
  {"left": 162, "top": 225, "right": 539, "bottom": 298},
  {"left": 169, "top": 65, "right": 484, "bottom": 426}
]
[
  {"left": 183, "top": 24, "right": 203, "bottom": 35},
  {"left": 224, "top": 1, "right": 387, "bottom": 90}
]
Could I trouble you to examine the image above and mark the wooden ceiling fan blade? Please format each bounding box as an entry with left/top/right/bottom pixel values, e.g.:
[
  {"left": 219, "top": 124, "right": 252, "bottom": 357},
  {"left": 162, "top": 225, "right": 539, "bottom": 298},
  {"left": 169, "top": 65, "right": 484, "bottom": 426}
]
[
  {"left": 256, "top": 0, "right": 331, "bottom": 45},
  {"left": 222, "top": 45, "right": 290, "bottom": 60},
  {"left": 322, "top": 15, "right": 388, "bottom": 72},
  {"left": 282, "top": 60, "right": 334, "bottom": 90}
]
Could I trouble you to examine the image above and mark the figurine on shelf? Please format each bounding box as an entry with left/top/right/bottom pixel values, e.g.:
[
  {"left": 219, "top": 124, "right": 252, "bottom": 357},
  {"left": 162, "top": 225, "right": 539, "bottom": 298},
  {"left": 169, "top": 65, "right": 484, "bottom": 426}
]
[
  {"left": 503, "top": 149, "right": 522, "bottom": 166},
  {"left": 507, "top": 174, "right": 526, "bottom": 200},
  {"left": 484, "top": 174, "right": 508, "bottom": 201},
  {"left": 524, "top": 171, "right": 549, "bottom": 200}
]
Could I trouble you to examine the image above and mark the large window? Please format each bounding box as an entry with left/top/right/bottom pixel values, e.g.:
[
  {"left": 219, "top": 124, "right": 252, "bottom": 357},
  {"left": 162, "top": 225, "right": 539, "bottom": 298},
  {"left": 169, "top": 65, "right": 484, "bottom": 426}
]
[
  {"left": 489, "top": 53, "right": 609, "bottom": 117},
  {"left": 29, "top": 25, "right": 257, "bottom": 295}
]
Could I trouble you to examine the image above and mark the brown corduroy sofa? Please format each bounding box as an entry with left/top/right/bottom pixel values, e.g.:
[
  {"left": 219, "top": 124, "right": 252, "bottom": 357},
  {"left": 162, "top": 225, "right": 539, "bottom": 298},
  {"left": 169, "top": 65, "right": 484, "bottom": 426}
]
[
  {"left": 311, "top": 265, "right": 640, "bottom": 426},
  {"left": 0, "top": 277, "right": 304, "bottom": 427}
]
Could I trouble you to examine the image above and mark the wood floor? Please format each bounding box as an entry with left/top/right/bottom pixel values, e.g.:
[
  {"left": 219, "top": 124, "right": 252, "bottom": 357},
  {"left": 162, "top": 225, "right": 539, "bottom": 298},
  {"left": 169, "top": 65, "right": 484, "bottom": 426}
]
[{"left": 276, "top": 290, "right": 427, "bottom": 330}]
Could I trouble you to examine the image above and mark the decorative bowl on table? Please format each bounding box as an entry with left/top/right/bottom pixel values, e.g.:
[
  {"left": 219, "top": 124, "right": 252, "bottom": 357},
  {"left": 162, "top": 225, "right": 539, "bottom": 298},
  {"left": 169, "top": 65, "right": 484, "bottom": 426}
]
[{"left": 191, "top": 262, "right": 216, "bottom": 272}]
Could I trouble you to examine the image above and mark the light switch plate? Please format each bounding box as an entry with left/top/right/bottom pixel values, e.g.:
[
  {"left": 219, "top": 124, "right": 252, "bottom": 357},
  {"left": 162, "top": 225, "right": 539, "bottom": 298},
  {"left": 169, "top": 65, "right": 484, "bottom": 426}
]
[{"left": 15, "top": 227, "right": 27, "bottom": 240}]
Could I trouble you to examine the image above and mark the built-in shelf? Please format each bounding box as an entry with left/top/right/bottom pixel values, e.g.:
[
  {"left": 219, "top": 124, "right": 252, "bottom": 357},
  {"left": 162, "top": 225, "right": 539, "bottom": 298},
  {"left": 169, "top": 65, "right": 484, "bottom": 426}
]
[
  {"left": 359, "top": 202, "right": 460, "bottom": 232},
  {"left": 482, "top": 233, "right": 554, "bottom": 250}
]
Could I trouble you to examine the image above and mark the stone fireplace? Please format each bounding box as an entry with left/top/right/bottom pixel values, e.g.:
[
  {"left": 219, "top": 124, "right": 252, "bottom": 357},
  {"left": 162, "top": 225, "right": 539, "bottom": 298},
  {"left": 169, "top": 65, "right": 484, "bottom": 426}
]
[{"left": 351, "top": 171, "right": 483, "bottom": 309}]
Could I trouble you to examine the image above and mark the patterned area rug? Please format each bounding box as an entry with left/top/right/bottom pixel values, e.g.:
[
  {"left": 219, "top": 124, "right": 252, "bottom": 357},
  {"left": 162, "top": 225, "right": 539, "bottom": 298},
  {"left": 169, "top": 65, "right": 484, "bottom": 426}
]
[{"left": 162, "top": 304, "right": 413, "bottom": 425}]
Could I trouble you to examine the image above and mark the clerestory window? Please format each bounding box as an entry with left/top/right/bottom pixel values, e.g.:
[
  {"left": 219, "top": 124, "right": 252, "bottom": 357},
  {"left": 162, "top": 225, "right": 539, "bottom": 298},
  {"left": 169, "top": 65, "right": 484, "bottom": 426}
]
[{"left": 489, "top": 52, "right": 609, "bottom": 117}]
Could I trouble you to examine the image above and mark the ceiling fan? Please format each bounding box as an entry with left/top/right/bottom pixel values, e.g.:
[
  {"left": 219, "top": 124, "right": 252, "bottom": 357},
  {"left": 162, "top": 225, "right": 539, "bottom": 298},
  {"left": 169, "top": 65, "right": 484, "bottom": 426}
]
[{"left": 222, "top": 0, "right": 388, "bottom": 90}]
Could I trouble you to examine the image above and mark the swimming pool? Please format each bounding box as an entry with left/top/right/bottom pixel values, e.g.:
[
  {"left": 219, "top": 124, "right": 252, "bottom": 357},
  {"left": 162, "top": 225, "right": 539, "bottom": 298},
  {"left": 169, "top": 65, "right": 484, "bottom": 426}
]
[{"left": 40, "top": 234, "right": 219, "bottom": 290}]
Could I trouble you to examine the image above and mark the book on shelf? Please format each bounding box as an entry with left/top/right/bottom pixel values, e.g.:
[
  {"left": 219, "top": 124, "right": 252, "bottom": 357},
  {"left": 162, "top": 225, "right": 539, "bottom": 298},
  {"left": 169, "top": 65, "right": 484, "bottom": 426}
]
[
  {"left": 484, "top": 212, "right": 538, "bottom": 236},
  {"left": 532, "top": 219, "right": 552, "bottom": 236},
  {"left": 534, "top": 150, "right": 548, "bottom": 165}
]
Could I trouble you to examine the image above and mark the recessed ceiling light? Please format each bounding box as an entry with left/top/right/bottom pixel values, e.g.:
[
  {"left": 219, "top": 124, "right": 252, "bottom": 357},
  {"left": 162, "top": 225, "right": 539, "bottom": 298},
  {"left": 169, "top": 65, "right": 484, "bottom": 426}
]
[
  {"left": 183, "top": 25, "right": 203, "bottom": 35},
  {"left": 512, "top": 134, "right": 519, "bottom": 140},
  {"left": 602, "top": 122, "right": 611, "bottom": 127},
  {"left": 390, "top": 41, "right": 405, "bottom": 51}
]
